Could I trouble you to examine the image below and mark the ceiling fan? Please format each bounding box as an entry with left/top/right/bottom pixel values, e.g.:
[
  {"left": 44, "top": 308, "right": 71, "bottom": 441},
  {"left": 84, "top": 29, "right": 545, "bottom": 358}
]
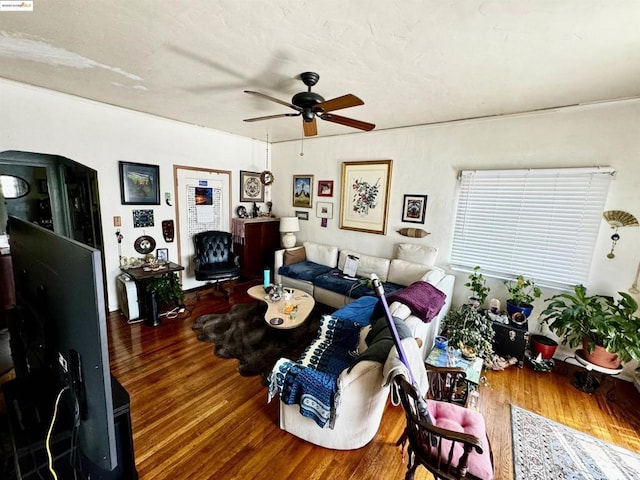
[{"left": 243, "top": 71, "right": 375, "bottom": 136}]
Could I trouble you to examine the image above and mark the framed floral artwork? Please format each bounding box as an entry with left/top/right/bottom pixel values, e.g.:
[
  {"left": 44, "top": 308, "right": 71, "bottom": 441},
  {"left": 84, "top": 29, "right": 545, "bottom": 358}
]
[
  {"left": 401, "top": 194, "right": 428, "bottom": 223},
  {"left": 240, "top": 170, "right": 264, "bottom": 202},
  {"left": 293, "top": 174, "right": 313, "bottom": 208},
  {"left": 340, "top": 160, "right": 393, "bottom": 235}
]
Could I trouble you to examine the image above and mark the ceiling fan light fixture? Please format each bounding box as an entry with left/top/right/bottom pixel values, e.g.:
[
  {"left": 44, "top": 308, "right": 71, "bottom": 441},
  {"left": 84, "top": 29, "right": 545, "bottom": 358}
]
[{"left": 243, "top": 71, "right": 375, "bottom": 136}]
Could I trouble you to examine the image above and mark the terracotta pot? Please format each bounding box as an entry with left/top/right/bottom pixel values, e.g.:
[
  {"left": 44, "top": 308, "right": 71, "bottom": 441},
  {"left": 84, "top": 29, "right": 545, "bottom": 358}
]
[
  {"left": 581, "top": 339, "right": 621, "bottom": 369},
  {"left": 530, "top": 334, "right": 558, "bottom": 360}
]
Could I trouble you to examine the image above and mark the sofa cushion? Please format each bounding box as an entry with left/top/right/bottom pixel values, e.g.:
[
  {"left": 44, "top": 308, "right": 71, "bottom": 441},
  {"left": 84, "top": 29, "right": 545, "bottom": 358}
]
[
  {"left": 387, "top": 259, "right": 445, "bottom": 286},
  {"left": 395, "top": 243, "right": 438, "bottom": 266},
  {"left": 283, "top": 246, "right": 306, "bottom": 265},
  {"left": 303, "top": 241, "right": 339, "bottom": 267},
  {"left": 338, "top": 250, "right": 390, "bottom": 282},
  {"left": 278, "top": 260, "right": 334, "bottom": 282},
  {"left": 314, "top": 270, "right": 405, "bottom": 300}
]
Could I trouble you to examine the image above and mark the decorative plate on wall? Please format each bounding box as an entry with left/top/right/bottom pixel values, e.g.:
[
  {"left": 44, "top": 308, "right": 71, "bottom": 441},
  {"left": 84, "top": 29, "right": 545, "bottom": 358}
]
[{"left": 134, "top": 235, "right": 156, "bottom": 254}]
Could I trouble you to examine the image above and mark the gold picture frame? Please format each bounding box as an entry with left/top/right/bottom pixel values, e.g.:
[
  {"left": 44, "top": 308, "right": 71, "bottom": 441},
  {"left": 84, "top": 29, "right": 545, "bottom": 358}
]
[
  {"left": 340, "top": 160, "right": 393, "bottom": 235},
  {"left": 293, "top": 174, "right": 313, "bottom": 208}
]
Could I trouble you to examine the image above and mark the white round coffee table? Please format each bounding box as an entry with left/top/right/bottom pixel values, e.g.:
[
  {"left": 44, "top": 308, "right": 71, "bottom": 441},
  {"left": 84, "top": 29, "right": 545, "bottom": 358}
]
[{"left": 247, "top": 285, "right": 316, "bottom": 329}]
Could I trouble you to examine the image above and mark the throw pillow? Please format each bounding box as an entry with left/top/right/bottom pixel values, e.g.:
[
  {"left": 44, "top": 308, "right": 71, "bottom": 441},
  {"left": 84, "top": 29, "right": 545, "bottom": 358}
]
[
  {"left": 283, "top": 246, "right": 306, "bottom": 266},
  {"left": 395, "top": 243, "right": 438, "bottom": 266}
]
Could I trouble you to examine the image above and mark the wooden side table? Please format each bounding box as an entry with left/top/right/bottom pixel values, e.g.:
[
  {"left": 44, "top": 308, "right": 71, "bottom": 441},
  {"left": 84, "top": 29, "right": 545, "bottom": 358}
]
[
  {"left": 120, "top": 262, "right": 185, "bottom": 326},
  {"left": 425, "top": 347, "right": 485, "bottom": 407}
]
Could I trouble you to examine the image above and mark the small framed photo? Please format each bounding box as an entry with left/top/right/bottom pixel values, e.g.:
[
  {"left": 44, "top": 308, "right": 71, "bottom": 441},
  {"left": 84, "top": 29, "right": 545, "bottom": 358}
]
[
  {"left": 240, "top": 170, "right": 264, "bottom": 202},
  {"left": 295, "top": 210, "right": 309, "bottom": 221},
  {"left": 156, "top": 248, "right": 169, "bottom": 262},
  {"left": 119, "top": 161, "right": 161, "bottom": 205},
  {"left": 318, "top": 180, "right": 334, "bottom": 197},
  {"left": 293, "top": 175, "right": 314, "bottom": 208},
  {"left": 316, "top": 202, "right": 334, "bottom": 219},
  {"left": 401, "top": 194, "right": 428, "bottom": 224}
]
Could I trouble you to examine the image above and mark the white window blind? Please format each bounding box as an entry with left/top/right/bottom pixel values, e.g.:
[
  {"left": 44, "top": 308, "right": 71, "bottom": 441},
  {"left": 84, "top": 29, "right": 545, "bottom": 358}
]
[{"left": 450, "top": 167, "right": 614, "bottom": 290}]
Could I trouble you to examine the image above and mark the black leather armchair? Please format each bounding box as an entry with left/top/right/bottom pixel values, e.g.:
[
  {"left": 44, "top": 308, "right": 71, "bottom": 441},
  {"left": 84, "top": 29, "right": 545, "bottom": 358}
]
[{"left": 193, "top": 231, "right": 241, "bottom": 293}]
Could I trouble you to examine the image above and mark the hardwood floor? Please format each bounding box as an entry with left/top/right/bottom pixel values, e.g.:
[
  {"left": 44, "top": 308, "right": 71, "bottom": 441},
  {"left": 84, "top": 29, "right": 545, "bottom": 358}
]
[{"left": 2, "top": 282, "right": 640, "bottom": 479}]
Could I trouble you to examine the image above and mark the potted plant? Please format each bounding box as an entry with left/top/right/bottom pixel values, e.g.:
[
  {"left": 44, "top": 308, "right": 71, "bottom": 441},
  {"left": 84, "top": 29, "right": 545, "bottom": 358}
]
[
  {"left": 146, "top": 273, "right": 184, "bottom": 307},
  {"left": 540, "top": 284, "right": 640, "bottom": 369},
  {"left": 504, "top": 275, "right": 542, "bottom": 319},
  {"left": 465, "top": 265, "right": 490, "bottom": 308},
  {"left": 590, "top": 292, "right": 640, "bottom": 367},
  {"left": 440, "top": 305, "right": 495, "bottom": 361},
  {"left": 529, "top": 334, "right": 558, "bottom": 360}
]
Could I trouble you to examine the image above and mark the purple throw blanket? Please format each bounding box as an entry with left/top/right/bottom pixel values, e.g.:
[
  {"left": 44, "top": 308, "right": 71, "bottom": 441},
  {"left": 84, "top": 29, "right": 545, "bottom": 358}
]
[{"left": 387, "top": 281, "right": 446, "bottom": 323}]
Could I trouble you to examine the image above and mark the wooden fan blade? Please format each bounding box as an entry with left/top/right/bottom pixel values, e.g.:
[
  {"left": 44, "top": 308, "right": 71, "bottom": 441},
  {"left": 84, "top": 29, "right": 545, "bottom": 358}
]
[
  {"left": 320, "top": 113, "right": 375, "bottom": 131},
  {"left": 243, "top": 113, "right": 300, "bottom": 122},
  {"left": 244, "top": 90, "right": 302, "bottom": 111},
  {"left": 315, "top": 94, "right": 364, "bottom": 113},
  {"left": 303, "top": 118, "right": 318, "bottom": 136}
]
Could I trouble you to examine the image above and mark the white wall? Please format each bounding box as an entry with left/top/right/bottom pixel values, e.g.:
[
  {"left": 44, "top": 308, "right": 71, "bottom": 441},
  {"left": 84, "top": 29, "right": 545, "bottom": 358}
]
[
  {"left": 270, "top": 100, "right": 640, "bottom": 378},
  {"left": 3, "top": 78, "right": 639, "bottom": 377},
  {"left": 1, "top": 79, "right": 268, "bottom": 310}
]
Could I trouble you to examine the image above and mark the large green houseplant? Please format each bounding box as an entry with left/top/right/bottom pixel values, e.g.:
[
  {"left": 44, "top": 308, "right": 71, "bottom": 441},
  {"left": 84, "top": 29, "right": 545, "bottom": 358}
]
[
  {"left": 540, "top": 284, "right": 640, "bottom": 367},
  {"left": 440, "top": 305, "right": 495, "bottom": 361}
]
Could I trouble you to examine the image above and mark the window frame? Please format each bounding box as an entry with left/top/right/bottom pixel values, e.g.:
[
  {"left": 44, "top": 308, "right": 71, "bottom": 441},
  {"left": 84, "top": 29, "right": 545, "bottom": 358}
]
[{"left": 450, "top": 166, "right": 615, "bottom": 290}]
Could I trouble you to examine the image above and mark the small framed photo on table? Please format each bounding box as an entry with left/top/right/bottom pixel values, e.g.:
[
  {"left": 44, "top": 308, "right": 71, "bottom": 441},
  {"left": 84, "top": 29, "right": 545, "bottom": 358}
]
[{"left": 156, "top": 248, "right": 169, "bottom": 262}]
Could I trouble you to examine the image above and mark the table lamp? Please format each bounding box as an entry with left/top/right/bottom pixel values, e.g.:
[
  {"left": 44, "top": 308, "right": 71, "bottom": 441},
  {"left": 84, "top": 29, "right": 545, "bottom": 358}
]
[{"left": 279, "top": 216, "right": 300, "bottom": 248}]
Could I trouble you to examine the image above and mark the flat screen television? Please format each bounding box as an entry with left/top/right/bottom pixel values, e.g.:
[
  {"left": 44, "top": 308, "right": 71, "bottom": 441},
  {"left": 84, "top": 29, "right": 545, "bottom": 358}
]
[{"left": 7, "top": 216, "right": 118, "bottom": 472}]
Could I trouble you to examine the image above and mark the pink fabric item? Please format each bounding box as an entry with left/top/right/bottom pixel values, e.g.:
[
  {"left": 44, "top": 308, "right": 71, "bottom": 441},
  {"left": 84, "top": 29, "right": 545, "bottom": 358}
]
[{"left": 427, "top": 401, "right": 494, "bottom": 480}]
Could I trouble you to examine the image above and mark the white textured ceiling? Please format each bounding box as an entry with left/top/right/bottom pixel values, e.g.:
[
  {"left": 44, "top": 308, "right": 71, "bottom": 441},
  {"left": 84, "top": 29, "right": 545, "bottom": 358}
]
[{"left": 1, "top": 1, "right": 640, "bottom": 143}]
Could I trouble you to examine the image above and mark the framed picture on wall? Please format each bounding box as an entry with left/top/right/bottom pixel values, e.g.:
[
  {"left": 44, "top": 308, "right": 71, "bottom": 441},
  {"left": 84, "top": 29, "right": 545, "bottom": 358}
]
[
  {"left": 119, "top": 161, "right": 160, "bottom": 205},
  {"left": 295, "top": 210, "right": 309, "bottom": 221},
  {"left": 293, "top": 174, "right": 314, "bottom": 208},
  {"left": 340, "top": 160, "right": 393, "bottom": 235},
  {"left": 318, "top": 180, "right": 334, "bottom": 197},
  {"left": 240, "top": 170, "right": 264, "bottom": 202},
  {"left": 401, "top": 194, "right": 428, "bottom": 223},
  {"left": 316, "top": 202, "right": 333, "bottom": 219}
]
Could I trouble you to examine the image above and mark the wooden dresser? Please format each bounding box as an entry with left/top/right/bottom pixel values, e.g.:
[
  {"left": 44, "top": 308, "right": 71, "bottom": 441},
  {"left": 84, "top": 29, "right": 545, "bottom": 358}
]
[{"left": 231, "top": 217, "right": 280, "bottom": 279}]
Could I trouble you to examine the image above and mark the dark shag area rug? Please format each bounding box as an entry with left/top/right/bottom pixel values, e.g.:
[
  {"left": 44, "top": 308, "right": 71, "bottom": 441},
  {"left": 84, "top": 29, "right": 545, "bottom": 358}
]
[{"left": 192, "top": 302, "right": 329, "bottom": 384}]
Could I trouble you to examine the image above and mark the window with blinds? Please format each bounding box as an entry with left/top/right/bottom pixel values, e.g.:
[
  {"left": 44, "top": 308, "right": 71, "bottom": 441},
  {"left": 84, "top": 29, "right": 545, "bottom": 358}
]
[{"left": 450, "top": 167, "right": 614, "bottom": 290}]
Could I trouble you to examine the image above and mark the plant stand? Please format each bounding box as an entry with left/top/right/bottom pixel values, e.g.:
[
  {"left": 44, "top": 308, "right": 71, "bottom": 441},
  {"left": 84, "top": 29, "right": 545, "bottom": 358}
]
[{"left": 558, "top": 349, "right": 622, "bottom": 401}]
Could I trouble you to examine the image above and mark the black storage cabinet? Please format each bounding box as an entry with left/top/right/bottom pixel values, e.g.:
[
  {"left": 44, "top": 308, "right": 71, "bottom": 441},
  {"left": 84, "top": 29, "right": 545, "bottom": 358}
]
[{"left": 491, "top": 320, "right": 529, "bottom": 368}]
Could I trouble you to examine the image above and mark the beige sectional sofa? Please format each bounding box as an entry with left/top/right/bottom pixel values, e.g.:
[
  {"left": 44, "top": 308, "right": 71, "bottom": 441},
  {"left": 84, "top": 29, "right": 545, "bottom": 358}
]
[{"left": 271, "top": 241, "right": 455, "bottom": 449}]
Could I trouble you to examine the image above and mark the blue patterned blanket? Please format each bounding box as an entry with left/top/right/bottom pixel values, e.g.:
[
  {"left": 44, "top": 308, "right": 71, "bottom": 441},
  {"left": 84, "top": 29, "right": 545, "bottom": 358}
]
[{"left": 268, "top": 300, "right": 374, "bottom": 428}]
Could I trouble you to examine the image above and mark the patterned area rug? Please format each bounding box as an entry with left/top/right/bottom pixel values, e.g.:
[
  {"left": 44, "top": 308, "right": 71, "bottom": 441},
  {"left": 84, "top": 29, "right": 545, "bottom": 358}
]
[
  {"left": 511, "top": 404, "right": 640, "bottom": 479},
  {"left": 193, "top": 302, "right": 327, "bottom": 384}
]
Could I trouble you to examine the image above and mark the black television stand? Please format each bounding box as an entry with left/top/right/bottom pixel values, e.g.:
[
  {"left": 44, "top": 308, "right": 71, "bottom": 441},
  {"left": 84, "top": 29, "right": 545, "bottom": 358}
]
[{"left": 2, "top": 374, "right": 137, "bottom": 480}]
